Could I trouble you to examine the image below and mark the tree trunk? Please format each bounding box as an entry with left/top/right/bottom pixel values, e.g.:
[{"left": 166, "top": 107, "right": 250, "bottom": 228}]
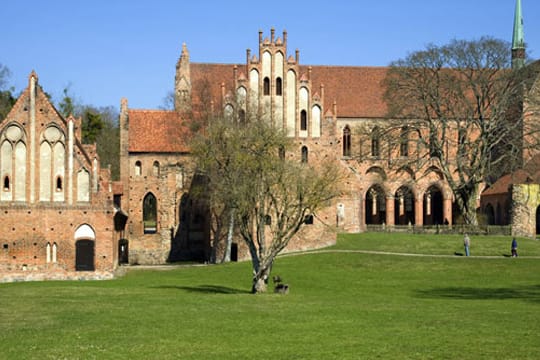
[
  {"left": 251, "top": 263, "right": 271, "bottom": 294},
  {"left": 221, "top": 209, "right": 234, "bottom": 263}
]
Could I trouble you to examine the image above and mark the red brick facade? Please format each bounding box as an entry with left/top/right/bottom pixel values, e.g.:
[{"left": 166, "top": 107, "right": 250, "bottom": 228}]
[{"left": 0, "top": 73, "right": 119, "bottom": 281}]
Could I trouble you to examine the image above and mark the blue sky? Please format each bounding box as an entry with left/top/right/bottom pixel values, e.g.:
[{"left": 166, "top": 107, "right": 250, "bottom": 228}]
[{"left": 3, "top": 0, "right": 540, "bottom": 110}]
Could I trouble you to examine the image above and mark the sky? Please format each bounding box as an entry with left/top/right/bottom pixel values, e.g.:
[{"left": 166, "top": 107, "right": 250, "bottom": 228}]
[{"left": 3, "top": 0, "right": 540, "bottom": 110}]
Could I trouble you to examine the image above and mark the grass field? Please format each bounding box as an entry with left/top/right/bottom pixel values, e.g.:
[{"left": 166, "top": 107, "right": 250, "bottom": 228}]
[{"left": 1, "top": 233, "right": 539, "bottom": 359}]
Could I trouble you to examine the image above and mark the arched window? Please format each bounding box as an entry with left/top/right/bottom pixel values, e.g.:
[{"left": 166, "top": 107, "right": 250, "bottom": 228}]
[
  {"left": 143, "top": 193, "right": 157, "bottom": 234},
  {"left": 239, "top": 109, "right": 246, "bottom": 124},
  {"left": 263, "top": 77, "right": 270, "bottom": 96},
  {"left": 301, "top": 146, "right": 308, "bottom": 163},
  {"left": 56, "top": 176, "right": 63, "bottom": 191},
  {"left": 343, "top": 126, "right": 351, "bottom": 157},
  {"left": 153, "top": 161, "right": 160, "bottom": 177},
  {"left": 3, "top": 176, "right": 9, "bottom": 191},
  {"left": 135, "top": 161, "right": 142, "bottom": 176},
  {"left": 52, "top": 242, "right": 57, "bottom": 263},
  {"left": 304, "top": 214, "right": 314, "bottom": 225},
  {"left": 46, "top": 242, "right": 51, "bottom": 263},
  {"left": 300, "top": 110, "right": 307, "bottom": 131},
  {"left": 371, "top": 127, "right": 380, "bottom": 157},
  {"left": 400, "top": 126, "right": 409, "bottom": 157},
  {"left": 275, "top": 77, "right": 282, "bottom": 96}
]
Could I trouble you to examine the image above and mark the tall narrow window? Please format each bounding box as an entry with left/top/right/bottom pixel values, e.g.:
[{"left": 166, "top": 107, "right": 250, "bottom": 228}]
[
  {"left": 143, "top": 193, "right": 157, "bottom": 234},
  {"left": 153, "top": 161, "right": 160, "bottom": 177},
  {"left": 343, "top": 126, "right": 351, "bottom": 157},
  {"left": 371, "top": 127, "right": 380, "bottom": 157},
  {"left": 3, "top": 176, "right": 9, "bottom": 191},
  {"left": 52, "top": 242, "right": 57, "bottom": 263},
  {"left": 135, "top": 161, "right": 142, "bottom": 176},
  {"left": 263, "top": 77, "right": 270, "bottom": 96},
  {"left": 301, "top": 146, "right": 308, "bottom": 163},
  {"left": 300, "top": 110, "right": 307, "bottom": 131},
  {"left": 239, "top": 109, "right": 246, "bottom": 124},
  {"left": 56, "top": 176, "right": 63, "bottom": 191},
  {"left": 400, "top": 126, "right": 409, "bottom": 157},
  {"left": 46, "top": 243, "right": 51, "bottom": 263},
  {"left": 275, "top": 77, "right": 282, "bottom": 96}
]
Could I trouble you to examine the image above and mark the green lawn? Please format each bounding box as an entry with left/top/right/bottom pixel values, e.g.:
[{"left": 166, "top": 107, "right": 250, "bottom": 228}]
[{"left": 1, "top": 233, "right": 539, "bottom": 359}]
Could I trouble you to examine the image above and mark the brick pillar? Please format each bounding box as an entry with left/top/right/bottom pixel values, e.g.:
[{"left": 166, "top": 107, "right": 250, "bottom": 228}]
[
  {"left": 386, "top": 195, "right": 395, "bottom": 226},
  {"left": 415, "top": 196, "right": 423, "bottom": 226},
  {"left": 443, "top": 198, "right": 453, "bottom": 226}
]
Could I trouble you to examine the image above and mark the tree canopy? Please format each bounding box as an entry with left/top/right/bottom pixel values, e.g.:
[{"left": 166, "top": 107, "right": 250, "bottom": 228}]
[
  {"left": 191, "top": 115, "right": 342, "bottom": 293},
  {"left": 381, "top": 37, "right": 539, "bottom": 225}
]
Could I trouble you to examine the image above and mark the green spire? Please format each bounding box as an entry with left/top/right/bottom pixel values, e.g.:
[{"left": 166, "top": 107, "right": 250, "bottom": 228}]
[{"left": 512, "top": 0, "right": 525, "bottom": 69}]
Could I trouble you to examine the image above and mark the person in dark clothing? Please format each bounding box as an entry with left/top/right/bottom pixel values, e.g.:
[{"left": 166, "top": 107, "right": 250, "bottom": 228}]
[{"left": 511, "top": 238, "right": 518, "bottom": 257}]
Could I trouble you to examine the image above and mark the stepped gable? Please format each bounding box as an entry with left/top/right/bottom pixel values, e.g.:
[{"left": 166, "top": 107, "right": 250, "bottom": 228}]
[
  {"left": 127, "top": 109, "right": 190, "bottom": 153},
  {"left": 188, "top": 63, "right": 389, "bottom": 119}
]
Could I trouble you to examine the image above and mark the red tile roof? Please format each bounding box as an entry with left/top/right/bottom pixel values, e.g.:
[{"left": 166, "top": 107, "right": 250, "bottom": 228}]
[
  {"left": 190, "top": 63, "right": 389, "bottom": 118},
  {"left": 128, "top": 110, "right": 191, "bottom": 153}
]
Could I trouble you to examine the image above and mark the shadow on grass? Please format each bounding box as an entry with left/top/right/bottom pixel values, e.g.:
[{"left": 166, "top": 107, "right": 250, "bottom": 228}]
[
  {"left": 153, "top": 284, "right": 250, "bottom": 294},
  {"left": 415, "top": 284, "right": 540, "bottom": 303}
]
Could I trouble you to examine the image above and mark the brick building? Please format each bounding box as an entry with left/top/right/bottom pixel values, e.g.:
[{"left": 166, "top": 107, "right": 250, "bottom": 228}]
[{"left": 0, "top": 72, "right": 120, "bottom": 281}]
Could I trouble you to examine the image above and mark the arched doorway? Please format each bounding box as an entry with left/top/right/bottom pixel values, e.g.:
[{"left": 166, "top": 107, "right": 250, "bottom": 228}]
[
  {"left": 118, "top": 239, "right": 129, "bottom": 265},
  {"left": 485, "top": 203, "right": 495, "bottom": 225},
  {"left": 395, "top": 186, "right": 415, "bottom": 225},
  {"left": 75, "top": 224, "right": 96, "bottom": 271},
  {"left": 423, "top": 186, "right": 443, "bottom": 225},
  {"left": 365, "top": 185, "right": 386, "bottom": 225}
]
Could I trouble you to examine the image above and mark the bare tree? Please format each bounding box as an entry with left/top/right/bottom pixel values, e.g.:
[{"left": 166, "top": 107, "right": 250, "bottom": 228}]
[
  {"left": 191, "top": 115, "right": 342, "bottom": 293},
  {"left": 379, "top": 37, "right": 539, "bottom": 225}
]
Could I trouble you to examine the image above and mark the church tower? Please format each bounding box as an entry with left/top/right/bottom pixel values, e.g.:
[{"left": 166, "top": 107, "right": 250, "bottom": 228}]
[
  {"left": 512, "top": 0, "right": 525, "bottom": 69},
  {"left": 175, "top": 43, "right": 192, "bottom": 112}
]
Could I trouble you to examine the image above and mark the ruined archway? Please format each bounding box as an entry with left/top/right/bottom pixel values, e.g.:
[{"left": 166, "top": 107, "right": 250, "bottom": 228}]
[
  {"left": 394, "top": 186, "right": 415, "bottom": 225},
  {"left": 423, "top": 185, "right": 444, "bottom": 226},
  {"left": 365, "top": 184, "right": 386, "bottom": 225}
]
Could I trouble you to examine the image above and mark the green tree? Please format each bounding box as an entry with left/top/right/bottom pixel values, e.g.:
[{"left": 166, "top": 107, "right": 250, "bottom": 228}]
[
  {"left": 381, "top": 37, "right": 539, "bottom": 225},
  {"left": 192, "top": 115, "right": 341, "bottom": 293},
  {"left": 0, "top": 64, "right": 15, "bottom": 120}
]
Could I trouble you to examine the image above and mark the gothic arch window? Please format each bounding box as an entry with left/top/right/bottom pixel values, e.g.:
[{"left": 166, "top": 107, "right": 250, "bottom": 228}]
[
  {"left": 300, "top": 110, "right": 307, "bottom": 131},
  {"left": 1, "top": 124, "right": 27, "bottom": 202},
  {"left": 275, "top": 77, "right": 282, "bottom": 96},
  {"left": 46, "top": 242, "right": 51, "bottom": 263},
  {"left": 301, "top": 146, "right": 308, "bottom": 163},
  {"left": 143, "top": 192, "right": 157, "bottom": 234},
  {"left": 371, "top": 126, "right": 380, "bottom": 157},
  {"left": 400, "top": 126, "right": 409, "bottom": 157},
  {"left": 135, "top": 161, "right": 142, "bottom": 176},
  {"left": 3, "top": 176, "right": 9, "bottom": 191},
  {"left": 56, "top": 176, "right": 63, "bottom": 191},
  {"left": 263, "top": 77, "right": 270, "bottom": 96},
  {"left": 153, "top": 161, "right": 160, "bottom": 177},
  {"left": 343, "top": 125, "right": 351, "bottom": 157}
]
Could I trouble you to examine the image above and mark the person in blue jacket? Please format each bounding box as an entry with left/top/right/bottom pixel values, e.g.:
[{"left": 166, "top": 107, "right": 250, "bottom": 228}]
[{"left": 511, "top": 238, "right": 518, "bottom": 257}]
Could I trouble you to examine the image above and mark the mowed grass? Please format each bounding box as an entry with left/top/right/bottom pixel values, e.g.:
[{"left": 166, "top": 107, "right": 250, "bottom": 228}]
[{"left": 0, "top": 233, "right": 539, "bottom": 359}]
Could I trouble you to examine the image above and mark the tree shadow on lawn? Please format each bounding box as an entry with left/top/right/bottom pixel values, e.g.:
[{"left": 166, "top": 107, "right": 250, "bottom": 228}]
[
  {"left": 415, "top": 284, "right": 540, "bottom": 303},
  {"left": 153, "top": 284, "right": 250, "bottom": 295}
]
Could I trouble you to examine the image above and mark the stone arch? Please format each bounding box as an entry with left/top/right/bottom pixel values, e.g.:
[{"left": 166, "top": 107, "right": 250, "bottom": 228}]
[
  {"left": 395, "top": 185, "right": 415, "bottom": 225},
  {"left": 365, "top": 166, "right": 387, "bottom": 181},
  {"left": 396, "top": 166, "right": 415, "bottom": 180},
  {"left": 365, "top": 184, "right": 387, "bottom": 225},
  {"left": 423, "top": 184, "right": 444, "bottom": 225}
]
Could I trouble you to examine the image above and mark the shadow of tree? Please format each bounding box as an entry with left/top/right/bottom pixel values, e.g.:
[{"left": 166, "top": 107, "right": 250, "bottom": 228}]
[
  {"left": 153, "top": 284, "right": 250, "bottom": 295},
  {"left": 415, "top": 284, "right": 540, "bottom": 303}
]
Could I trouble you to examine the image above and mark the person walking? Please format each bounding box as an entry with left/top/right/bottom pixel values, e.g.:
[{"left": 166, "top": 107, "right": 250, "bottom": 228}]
[
  {"left": 511, "top": 238, "right": 518, "bottom": 257},
  {"left": 463, "top": 234, "right": 470, "bottom": 256}
]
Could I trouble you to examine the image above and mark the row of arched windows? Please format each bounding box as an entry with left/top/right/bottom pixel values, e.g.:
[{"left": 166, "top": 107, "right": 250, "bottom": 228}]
[
  {"left": 263, "top": 77, "right": 282, "bottom": 96},
  {"left": 134, "top": 160, "right": 160, "bottom": 177}
]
